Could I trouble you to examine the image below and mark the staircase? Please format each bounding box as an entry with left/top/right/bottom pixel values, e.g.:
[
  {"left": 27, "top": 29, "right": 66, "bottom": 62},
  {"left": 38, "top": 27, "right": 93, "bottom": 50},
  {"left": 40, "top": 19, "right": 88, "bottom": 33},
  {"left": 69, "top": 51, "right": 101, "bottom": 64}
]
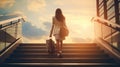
[{"left": 2, "top": 43, "right": 119, "bottom": 67}]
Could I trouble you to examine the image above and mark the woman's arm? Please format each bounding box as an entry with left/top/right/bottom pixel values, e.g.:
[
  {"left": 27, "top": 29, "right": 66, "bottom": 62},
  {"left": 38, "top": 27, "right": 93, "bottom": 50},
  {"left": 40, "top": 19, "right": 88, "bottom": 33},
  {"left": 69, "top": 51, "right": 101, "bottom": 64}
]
[
  {"left": 49, "top": 23, "right": 54, "bottom": 37},
  {"left": 49, "top": 18, "right": 54, "bottom": 37}
]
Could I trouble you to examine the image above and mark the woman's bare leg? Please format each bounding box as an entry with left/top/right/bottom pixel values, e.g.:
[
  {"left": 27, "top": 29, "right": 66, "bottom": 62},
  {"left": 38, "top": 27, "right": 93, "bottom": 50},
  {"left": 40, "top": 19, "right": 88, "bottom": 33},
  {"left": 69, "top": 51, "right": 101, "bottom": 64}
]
[
  {"left": 60, "top": 40, "right": 63, "bottom": 52},
  {"left": 56, "top": 40, "right": 59, "bottom": 53}
]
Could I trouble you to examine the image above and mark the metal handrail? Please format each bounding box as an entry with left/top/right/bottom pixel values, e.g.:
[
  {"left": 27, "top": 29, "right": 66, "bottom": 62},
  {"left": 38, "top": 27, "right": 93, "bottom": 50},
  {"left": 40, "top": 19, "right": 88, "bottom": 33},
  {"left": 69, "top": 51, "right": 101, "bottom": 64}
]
[
  {"left": 0, "top": 15, "right": 25, "bottom": 30},
  {"left": 91, "top": 16, "right": 120, "bottom": 39},
  {"left": 91, "top": 16, "right": 120, "bottom": 31},
  {"left": 0, "top": 16, "right": 23, "bottom": 25}
]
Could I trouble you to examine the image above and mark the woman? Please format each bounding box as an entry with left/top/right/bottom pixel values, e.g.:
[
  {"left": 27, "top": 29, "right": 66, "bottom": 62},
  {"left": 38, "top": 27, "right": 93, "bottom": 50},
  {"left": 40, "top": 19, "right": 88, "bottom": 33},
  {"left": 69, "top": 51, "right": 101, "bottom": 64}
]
[{"left": 50, "top": 8, "right": 67, "bottom": 57}]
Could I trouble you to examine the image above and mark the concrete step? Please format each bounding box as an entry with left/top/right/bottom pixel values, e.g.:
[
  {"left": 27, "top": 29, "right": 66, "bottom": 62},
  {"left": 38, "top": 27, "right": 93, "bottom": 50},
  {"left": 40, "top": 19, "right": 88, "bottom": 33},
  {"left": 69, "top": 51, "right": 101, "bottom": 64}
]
[
  {"left": 19, "top": 43, "right": 97, "bottom": 47},
  {"left": 15, "top": 48, "right": 103, "bottom": 52},
  {"left": 18, "top": 46, "right": 99, "bottom": 49},
  {"left": 5, "top": 58, "right": 115, "bottom": 63},
  {"left": 2, "top": 63, "right": 119, "bottom": 67},
  {"left": 13, "top": 49, "right": 104, "bottom": 54},
  {"left": 10, "top": 53, "right": 109, "bottom": 58}
]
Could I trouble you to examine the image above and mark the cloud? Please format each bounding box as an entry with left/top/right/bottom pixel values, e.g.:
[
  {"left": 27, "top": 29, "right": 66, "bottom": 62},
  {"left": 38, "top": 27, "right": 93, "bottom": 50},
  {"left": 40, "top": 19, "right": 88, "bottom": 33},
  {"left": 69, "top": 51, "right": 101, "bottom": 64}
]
[
  {"left": 54, "top": 0, "right": 64, "bottom": 6},
  {"left": 54, "top": 0, "right": 95, "bottom": 7},
  {"left": 37, "top": 17, "right": 52, "bottom": 31},
  {"left": 22, "top": 22, "right": 47, "bottom": 39},
  {"left": 8, "top": 10, "right": 27, "bottom": 20},
  {"left": 43, "top": 22, "right": 51, "bottom": 31},
  {"left": 27, "top": 0, "right": 46, "bottom": 12},
  {"left": 0, "top": 0, "right": 15, "bottom": 8},
  {"left": 0, "top": 0, "right": 96, "bottom": 43},
  {"left": 53, "top": 0, "right": 96, "bottom": 15},
  {"left": 72, "top": 37, "right": 93, "bottom": 43},
  {"left": 27, "top": 16, "right": 52, "bottom": 32},
  {"left": 22, "top": 35, "right": 47, "bottom": 43}
]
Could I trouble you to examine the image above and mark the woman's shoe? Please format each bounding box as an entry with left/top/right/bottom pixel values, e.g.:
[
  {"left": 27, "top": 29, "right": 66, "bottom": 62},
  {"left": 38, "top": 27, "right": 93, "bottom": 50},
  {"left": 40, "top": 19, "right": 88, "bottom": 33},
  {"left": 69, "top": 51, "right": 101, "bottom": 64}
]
[
  {"left": 56, "top": 51, "right": 62, "bottom": 58},
  {"left": 57, "top": 53, "right": 60, "bottom": 56},
  {"left": 59, "top": 51, "right": 62, "bottom": 54}
]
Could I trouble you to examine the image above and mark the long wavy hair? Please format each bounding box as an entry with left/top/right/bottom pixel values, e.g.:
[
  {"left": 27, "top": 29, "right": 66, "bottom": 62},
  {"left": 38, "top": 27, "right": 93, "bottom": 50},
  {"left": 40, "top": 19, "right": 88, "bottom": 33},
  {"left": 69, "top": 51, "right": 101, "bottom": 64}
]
[{"left": 55, "top": 8, "right": 65, "bottom": 22}]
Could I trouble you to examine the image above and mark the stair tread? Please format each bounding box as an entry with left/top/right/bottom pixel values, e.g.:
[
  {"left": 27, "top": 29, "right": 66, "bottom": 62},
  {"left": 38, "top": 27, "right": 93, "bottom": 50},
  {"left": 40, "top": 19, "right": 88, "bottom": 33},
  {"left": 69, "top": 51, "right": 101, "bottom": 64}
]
[
  {"left": 14, "top": 49, "right": 101, "bottom": 51},
  {"left": 18, "top": 46, "right": 98, "bottom": 48},
  {"left": 10, "top": 53, "right": 109, "bottom": 58},
  {"left": 6, "top": 57, "right": 115, "bottom": 63},
  {"left": 11, "top": 53, "right": 107, "bottom": 55},
  {"left": 6, "top": 57, "right": 114, "bottom": 60},
  {"left": 14, "top": 49, "right": 104, "bottom": 53},
  {"left": 11, "top": 53, "right": 108, "bottom": 56},
  {"left": 20, "top": 43, "right": 97, "bottom": 47},
  {"left": 3, "top": 63, "right": 118, "bottom": 66},
  {"left": 20, "top": 43, "right": 96, "bottom": 45}
]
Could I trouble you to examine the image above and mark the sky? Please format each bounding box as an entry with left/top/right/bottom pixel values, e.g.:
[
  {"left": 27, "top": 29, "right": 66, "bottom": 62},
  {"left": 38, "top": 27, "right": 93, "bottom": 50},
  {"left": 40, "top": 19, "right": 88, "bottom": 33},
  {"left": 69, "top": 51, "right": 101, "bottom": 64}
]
[{"left": 0, "top": 0, "right": 96, "bottom": 43}]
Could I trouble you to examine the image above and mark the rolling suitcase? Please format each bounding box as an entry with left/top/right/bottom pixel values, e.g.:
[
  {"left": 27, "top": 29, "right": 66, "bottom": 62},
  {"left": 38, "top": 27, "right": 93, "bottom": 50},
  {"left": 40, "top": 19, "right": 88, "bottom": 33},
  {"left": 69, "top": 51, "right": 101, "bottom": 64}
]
[{"left": 46, "top": 39, "right": 56, "bottom": 53}]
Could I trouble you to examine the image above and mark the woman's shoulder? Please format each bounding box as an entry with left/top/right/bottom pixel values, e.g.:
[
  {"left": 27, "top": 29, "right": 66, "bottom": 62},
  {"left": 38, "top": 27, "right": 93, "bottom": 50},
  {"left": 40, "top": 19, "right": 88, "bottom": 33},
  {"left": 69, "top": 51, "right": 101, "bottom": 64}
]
[
  {"left": 52, "top": 16, "right": 57, "bottom": 24},
  {"left": 52, "top": 16, "right": 58, "bottom": 22},
  {"left": 52, "top": 16, "right": 55, "bottom": 19}
]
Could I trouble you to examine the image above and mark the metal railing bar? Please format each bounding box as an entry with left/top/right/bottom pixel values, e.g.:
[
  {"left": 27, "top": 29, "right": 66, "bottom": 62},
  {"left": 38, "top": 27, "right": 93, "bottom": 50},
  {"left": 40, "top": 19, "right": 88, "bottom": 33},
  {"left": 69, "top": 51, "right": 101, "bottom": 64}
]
[
  {"left": 0, "top": 16, "right": 22, "bottom": 25},
  {"left": 92, "top": 17, "right": 120, "bottom": 30},
  {"left": 104, "top": 31, "right": 119, "bottom": 40},
  {"left": 104, "top": 30, "right": 117, "bottom": 39}
]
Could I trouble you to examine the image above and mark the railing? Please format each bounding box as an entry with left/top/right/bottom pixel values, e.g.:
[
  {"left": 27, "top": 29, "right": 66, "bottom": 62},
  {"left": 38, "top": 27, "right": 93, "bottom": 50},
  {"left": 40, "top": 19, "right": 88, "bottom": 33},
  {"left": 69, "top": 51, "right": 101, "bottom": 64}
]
[
  {"left": 92, "top": 16, "right": 120, "bottom": 52},
  {"left": 0, "top": 15, "right": 24, "bottom": 54}
]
